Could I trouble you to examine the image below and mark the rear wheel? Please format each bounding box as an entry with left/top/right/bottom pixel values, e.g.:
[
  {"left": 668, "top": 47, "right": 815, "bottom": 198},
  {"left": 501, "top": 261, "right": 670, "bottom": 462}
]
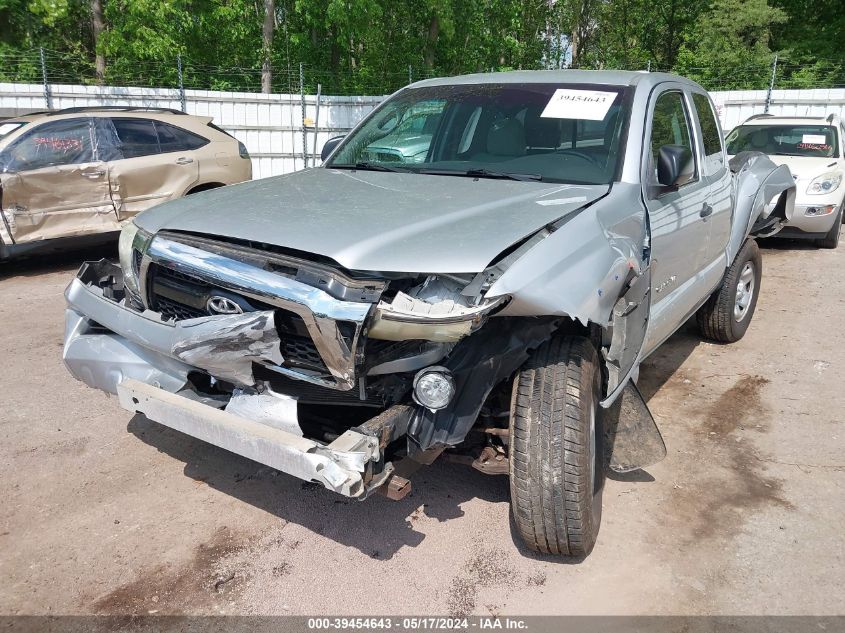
[
  {"left": 696, "top": 238, "right": 762, "bottom": 343},
  {"left": 509, "top": 335, "right": 604, "bottom": 556},
  {"left": 815, "top": 207, "right": 842, "bottom": 249}
]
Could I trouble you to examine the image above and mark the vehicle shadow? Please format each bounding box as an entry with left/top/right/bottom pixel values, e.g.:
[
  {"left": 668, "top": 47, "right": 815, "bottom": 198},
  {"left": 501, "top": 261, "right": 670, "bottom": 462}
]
[
  {"left": 126, "top": 321, "right": 704, "bottom": 561},
  {"left": 757, "top": 237, "right": 820, "bottom": 251},
  {"left": 636, "top": 318, "right": 701, "bottom": 403},
  {"left": 0, "top": 242, "right": 116, "bottom": 280},
  {"left": 601, "top": 319, "right": 700, "bottom": 486},
  {"left": 127, "top": 413, "right": 510, "bottom": 560}
]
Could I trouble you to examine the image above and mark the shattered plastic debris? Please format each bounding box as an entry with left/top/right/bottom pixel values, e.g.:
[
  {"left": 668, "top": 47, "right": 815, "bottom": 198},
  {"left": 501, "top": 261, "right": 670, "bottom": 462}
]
[{"left": 172, "top": 311, "right": 283, "bottom": 386}]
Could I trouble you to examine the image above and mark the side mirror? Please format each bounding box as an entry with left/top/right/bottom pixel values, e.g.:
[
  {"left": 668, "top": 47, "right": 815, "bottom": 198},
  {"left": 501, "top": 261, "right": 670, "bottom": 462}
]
[
  {"left": 657, "top": 144, "right": 694, "bottom": 188},
  {"left": 321, "top": 135, "right": 345, "bottom": 162}
]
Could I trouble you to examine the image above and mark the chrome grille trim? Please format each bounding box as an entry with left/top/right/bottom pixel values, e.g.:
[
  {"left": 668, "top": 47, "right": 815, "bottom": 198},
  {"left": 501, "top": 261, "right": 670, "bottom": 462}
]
[{"left": 143, "top": 236, "right": 373, "bottom": 391}]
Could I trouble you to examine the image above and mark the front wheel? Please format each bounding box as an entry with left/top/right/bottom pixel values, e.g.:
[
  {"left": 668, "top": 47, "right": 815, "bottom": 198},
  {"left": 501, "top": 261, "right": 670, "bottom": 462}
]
[
  {"left": 696, "top": 238, "right": 762, "bottom": 343},
  {"left": 509, "top": 335, "right": 604, "bottom": 556},
  {"left": 815, "top": 206, "right": 842, "bottom": 249}
]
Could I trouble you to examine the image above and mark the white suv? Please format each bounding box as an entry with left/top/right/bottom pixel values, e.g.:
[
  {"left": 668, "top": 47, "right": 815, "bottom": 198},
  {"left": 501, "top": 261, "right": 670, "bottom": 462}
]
[{"left": 726, "top": 113, "right": 844, "bottom": 248}]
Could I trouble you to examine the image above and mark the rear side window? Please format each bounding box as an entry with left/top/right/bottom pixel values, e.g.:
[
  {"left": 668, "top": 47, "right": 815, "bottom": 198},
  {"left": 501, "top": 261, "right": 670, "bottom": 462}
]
[
  {"left": 0, "top": 121, "right": 27, "bottom": 141},
  {"left": 155, "top": 121, "right": 208, "bottom": 153},
  {"left": 111, "top": 118, "right": 159, "bottom": 158},
  {"left": 109, "top": 118, "right": 208, "bottom": 159},
  {"left": 692, "top": 93, "right": 722, "bottom": 156},
  {"left": 4, "top": 118, "right": 93, "bottom": 171},
  {"left": 649, "top": 91, "right": 696, "bottom": 182}
]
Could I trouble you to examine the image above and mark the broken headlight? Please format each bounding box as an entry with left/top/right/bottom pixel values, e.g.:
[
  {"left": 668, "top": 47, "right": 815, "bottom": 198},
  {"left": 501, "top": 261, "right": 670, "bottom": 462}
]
[
  {"left": 367, "top": 276, "right": 508, "bottom": 342},
  {"left": 118, "top": 221, "right": 153, "bottom": 298}
]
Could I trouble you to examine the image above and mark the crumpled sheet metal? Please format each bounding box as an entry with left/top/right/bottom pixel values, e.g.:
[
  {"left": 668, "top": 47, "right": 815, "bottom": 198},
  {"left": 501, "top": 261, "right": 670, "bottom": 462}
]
[
  {"left": 488, "top": 183, "right": 647, "bottom": 328},
  {"left": 117, "top": 378, "right": 380, "bottom": 497},
  {"left": 0, "top": 164, "right": 120, "bottom": 245},
  {"left": 407, "top": 317, "right": 559, "bottom": 452},
  {"left": 171, "top": 311, "right": 283, "bottom": 386},
  {"left": 225, "top": 389, "right": 302, "bottom": 436},
  {"left": 728, "top": 152, "right": 796, "bottom": 262}
]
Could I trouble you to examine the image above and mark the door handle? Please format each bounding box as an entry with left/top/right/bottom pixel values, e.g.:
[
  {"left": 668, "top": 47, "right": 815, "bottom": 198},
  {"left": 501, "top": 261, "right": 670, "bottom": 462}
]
[
  {"left": 700, "top": 203, "right": 713, "bottom": 218},
  {"left": 81, "top": 169, "right": 105, "bottom": 178},
  {"left": 175, "top": 157, "right": 194, "bottom": 165}
]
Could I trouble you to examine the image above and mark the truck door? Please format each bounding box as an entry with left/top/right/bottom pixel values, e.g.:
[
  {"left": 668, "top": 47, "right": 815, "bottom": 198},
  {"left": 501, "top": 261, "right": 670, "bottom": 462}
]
[
  {"left": 640, "top": 87, "right": 710, "bottom": 354},
  {"left": 0, "top": 117, "right": 118, "bottom": 245},
  {"left": 690, "top": 91, "right": 733, "bottom": 272},
  {"left": 102, "top": 117, "right": 200, "bottom": 220}
]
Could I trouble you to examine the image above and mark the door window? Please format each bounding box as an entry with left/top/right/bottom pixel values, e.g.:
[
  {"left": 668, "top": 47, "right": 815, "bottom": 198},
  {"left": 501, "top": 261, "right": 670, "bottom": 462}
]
[
  {"left": 111, "top": 118, "right": 160, "bottom": 158},
  {"left": 648, "top": 91, "right": 697, "bottom": 184},
  {"left": 154, "top": 121, "right": 208, "bottom": 153},
  {"left": 692, "top": 93, "right": 722, "bottom": 156},
  {"left": 4, "top": 118, "right": 93, "bottom": 171}
]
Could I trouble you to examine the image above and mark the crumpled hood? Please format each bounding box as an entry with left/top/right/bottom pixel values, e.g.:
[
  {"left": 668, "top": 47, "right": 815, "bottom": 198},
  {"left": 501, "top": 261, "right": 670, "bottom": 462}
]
[{"left": 135, "top": 168, "right": 608, "bottom": 273}]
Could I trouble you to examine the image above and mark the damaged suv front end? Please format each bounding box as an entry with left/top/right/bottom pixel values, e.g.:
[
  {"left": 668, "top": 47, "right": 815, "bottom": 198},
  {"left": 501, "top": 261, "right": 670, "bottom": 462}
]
[
  {"left": 64, "top": 223, "right": 528, "bottom": 498},
  {"left": 64, "top": 71, "right": 795, "bottom": 558},
  {"left": 65, "top": 75, "right": 632, "bottom": 503}
]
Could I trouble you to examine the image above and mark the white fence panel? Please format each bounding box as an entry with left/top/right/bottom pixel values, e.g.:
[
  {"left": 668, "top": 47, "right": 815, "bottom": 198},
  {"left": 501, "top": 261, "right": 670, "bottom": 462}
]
[
  {"left": 711, "top": 88, "right": 845, "bottom": 131},
  {"left": 3, "top": 82, "right": 845, "bottom": 178},
  {"left": 0, "top": 82, "right": 384, "bottom": 179}
]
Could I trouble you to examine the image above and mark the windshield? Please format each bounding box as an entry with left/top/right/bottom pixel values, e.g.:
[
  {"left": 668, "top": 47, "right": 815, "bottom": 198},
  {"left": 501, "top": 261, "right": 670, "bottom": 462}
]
[
  {"left": 327, "top": 83, "right": 629, "bottom": 184},
  {"left": 726, "top": 124, "right": 839, "bottom": 158}
]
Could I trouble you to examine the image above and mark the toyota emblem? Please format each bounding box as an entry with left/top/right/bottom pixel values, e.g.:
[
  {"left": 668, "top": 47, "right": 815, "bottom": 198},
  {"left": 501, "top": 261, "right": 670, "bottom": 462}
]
[{"left": 206, "top": 296, "right": 244, "bottom": 315}]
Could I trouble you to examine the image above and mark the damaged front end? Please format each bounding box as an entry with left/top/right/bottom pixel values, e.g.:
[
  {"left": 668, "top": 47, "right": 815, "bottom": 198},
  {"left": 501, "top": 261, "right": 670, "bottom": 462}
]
[{"left": 63, "top": 231, "right": 526, "bottom": 498}]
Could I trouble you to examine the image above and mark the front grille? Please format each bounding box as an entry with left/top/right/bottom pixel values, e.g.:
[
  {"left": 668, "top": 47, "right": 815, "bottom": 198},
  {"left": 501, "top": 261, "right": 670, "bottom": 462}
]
[
  {"left": 252, "top": 366, "right": 385, "bottom": 406},
  {"left": 148, "top": 262, "right": 328, "bottom": 373},
  {"left": 155, "top": 296, "right": 207, "bottom": 321},
  {"left": 281, "top": 335, "right": 325, "bottom": 370}
]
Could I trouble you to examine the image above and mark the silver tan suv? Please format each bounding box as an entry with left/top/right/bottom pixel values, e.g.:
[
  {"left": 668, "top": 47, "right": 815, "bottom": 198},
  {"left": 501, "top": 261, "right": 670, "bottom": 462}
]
[
  {"left": 0, "top": 107, "right": 252, "bottom": 260},
  {"left": 63, "top": 72, "right": 795, "bottom": 557}
]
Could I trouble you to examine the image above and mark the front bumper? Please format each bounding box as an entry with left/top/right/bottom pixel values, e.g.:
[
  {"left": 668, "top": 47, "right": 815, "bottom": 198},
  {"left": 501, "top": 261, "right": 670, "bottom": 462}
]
[
  {"left": 779, "top": 201, "right": 842, "bottom": 236},
  {"left": 117, "top": 378, "right": 388, "bottom": 497},
  {"left": 63, "top": 260, "right": 396, "bottom": 498}
]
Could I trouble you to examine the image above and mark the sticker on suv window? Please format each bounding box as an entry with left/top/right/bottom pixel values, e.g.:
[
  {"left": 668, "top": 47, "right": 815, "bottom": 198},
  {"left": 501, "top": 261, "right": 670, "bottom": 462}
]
[
  {"left": 540, "top": 89, "right": 617, "bottom": 121},
  {"left": 802, "top": 134, "right": 827, "bottom": 144}
]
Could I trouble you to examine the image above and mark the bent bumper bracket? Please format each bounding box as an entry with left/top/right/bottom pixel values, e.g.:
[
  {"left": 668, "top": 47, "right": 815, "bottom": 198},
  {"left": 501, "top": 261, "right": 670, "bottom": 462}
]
[{"left": 117, "top": 378, "right": 389, "bottom": 498}]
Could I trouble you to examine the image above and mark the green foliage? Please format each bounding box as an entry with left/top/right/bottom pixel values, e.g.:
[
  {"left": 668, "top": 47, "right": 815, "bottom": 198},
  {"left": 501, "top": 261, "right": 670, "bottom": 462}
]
[
  {"left": 0, "top": 0, "right": 841, "bottom": 93},
  {"left": 675, "top": 0, "right": 787, "bottom": 89}
]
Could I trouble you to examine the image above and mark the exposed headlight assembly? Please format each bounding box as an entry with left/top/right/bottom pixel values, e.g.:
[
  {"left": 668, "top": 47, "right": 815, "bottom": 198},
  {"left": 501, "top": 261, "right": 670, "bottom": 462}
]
[
  {"left": 117, "top": 221, "right": 153, "bottom": 298},
  {"left": 807, "top": 172, "right": 843, "bottom": 195},
  {"left": 367, "top": 276, "right": 508, "bottom": 342}
]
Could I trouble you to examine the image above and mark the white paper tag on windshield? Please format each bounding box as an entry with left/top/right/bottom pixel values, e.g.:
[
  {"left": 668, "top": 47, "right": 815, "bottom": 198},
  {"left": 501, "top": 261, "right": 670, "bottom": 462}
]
[
  {"left": 541, "top": 89, "right": 617, "bottom": 120},
  {"left": 802, "top": 134, "right": 827, "bottom": 144}
]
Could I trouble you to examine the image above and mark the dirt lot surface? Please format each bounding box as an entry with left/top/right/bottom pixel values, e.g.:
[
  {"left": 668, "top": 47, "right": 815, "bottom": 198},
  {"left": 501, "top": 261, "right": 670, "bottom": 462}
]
[{"left": 1, "top": 240, "right": 843, "bottom": 617}]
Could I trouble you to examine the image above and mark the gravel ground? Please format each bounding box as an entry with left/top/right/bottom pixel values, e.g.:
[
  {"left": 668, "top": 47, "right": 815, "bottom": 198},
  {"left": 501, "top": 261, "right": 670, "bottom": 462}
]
[{"left": 0, "top": 239, "right": 843, "bottom": 616}]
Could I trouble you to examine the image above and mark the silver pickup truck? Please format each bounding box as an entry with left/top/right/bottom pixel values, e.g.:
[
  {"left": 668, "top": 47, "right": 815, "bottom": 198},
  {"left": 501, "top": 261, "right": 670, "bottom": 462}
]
[{"left": 62, "top": 71, "right": 795, "bottom": 557}]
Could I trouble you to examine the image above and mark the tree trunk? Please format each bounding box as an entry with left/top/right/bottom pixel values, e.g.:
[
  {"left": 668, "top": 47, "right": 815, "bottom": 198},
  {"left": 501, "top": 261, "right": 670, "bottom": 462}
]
[
  {"left": 261, "top": 0, "right": 275, "bottom": 93},
  {"left": 91, "top": 0, "right": 106, "bottom": 85},
  {"left": 424, "top": 14, "right": 439, "bottom": 69}
]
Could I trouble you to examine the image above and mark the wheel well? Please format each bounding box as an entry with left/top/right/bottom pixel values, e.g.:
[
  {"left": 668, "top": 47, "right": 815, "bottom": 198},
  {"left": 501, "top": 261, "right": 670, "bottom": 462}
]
[{"left": 186, "top": 182, "right": 225, "bottom": 195}]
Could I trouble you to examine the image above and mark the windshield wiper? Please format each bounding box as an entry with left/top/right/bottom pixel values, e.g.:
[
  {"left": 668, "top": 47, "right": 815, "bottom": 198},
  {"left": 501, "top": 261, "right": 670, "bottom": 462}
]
[
  {"left": 420, "top": 167, "right": 542, "bottom": 182},
  {"left": 331, "top": 161, "right": 411, "bottom": 173}
]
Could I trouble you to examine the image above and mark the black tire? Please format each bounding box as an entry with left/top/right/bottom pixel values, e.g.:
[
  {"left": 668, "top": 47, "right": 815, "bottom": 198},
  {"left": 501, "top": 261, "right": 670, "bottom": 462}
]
[
  {"left": 509, "top": 335, "right": 604, "bottom": 556},
  {"left": 696, "top": 238, "right": 762, "bottom": 343},
  {"left": 815, "top": 207, "right": 842, "bottom": 249}
]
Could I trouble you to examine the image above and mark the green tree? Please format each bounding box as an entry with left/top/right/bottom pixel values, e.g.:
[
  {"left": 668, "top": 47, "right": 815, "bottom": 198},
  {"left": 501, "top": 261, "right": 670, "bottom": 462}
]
[{"left": 675, "top": 0, "right": 786, "bottom": 89}]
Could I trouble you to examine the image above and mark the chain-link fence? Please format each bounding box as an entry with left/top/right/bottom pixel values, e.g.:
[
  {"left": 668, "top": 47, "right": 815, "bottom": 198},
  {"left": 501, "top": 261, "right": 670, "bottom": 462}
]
[
  {"left": 3, "top": 47, "right": 845, "bottom": 100},
  {"left": 3, "top": 47, "right": 845, "bottom": 179},
  {"left": 0, "top": 48, "right": 442, "bottom": 98}
]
